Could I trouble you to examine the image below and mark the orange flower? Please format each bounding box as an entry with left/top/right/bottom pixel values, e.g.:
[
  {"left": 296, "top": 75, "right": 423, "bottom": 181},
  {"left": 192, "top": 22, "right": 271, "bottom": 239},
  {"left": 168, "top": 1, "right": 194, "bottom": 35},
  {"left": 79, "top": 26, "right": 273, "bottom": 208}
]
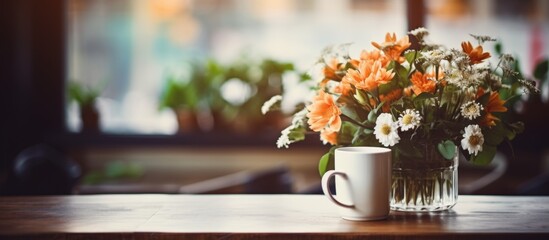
[
  {"left": 410, "top": 71, "right": 437, "bottom": 95},
  {"left": 372, "top": 33, "right": 411, "bottom": 63},
  {"left": 403, "top": 86, "right": 413, "bottom": 97},
  {"left": 323, "top": 58, "right": 354, "bottom": 95},
  {"left": 379, "top": 88, "right": 403, "bottom": 112},
  {"left": 360, "top": 49, "right": 391, "bottom": 67},
  {"left": 320, "top": 129, "right": 338, "bottom": 145},
  {"left": 333, "top": 80, "right": 353, "bottom": 96},
  {"left": 348, "top": 58, "right": 360, "bottom": 69},
  {"left": 342, "top": 60, "right": 395, "bottom": 92},
  {"left": 461, "top": 41, "right": 491, "bottom": 64},
  {"left": 306, "top": 90, "right": 342, "bottom": 132},
  {"left": 477, "top": 89, "right": 507, "bottom": 127},
  {"left": 323, "top": 58, "right": 342, "bottom": 81}
]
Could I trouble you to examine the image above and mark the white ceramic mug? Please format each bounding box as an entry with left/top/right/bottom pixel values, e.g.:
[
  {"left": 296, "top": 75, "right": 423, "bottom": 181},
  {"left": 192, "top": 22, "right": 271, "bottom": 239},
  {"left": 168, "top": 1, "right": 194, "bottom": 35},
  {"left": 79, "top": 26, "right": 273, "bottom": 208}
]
[{"left": 321, "top": 146, "right": 392, "bottom": 221}]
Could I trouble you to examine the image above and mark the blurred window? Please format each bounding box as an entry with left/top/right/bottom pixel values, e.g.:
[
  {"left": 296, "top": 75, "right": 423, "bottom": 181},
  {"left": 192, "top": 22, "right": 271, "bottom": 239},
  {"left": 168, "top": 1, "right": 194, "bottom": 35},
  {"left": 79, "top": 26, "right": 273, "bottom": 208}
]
[{"left": 65, "top": 0, "right": 407, "bottom": 134}]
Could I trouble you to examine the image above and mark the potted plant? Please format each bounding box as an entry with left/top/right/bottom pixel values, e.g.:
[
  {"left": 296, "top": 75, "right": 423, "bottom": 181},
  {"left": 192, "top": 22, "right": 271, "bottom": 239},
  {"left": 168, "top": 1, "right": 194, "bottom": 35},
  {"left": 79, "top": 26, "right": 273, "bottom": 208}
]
[
  {"left": 159, "top": 72, "right": 200, "bottom": 133},
  {"left": 68, "top": 81, "right": 101, "bottom": 133},
  {"left": 221, "top": 57, "right": 296, "bottom": 133},
  {"left": 201, "top": 59, "right": 231, "bottom": 132}
]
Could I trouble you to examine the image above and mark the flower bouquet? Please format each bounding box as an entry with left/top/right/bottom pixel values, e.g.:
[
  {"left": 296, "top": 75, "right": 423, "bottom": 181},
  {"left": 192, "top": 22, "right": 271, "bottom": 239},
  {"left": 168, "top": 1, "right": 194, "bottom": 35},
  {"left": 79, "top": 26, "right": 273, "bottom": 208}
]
[{"left": 263, "top": 28, "right": 535, "bottom": 211}]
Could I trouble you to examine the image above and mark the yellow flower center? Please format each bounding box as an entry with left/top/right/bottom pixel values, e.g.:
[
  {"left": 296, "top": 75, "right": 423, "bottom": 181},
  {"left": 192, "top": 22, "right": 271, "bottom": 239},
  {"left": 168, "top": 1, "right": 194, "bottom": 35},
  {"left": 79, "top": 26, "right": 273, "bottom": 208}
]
[
  {"left": 402, "top": 115, "right": 413, "bottom": 125},
  {"left": 381, "top": 124, "right": 392, "bottom": 135},
  {"left": 468, "top": 135, "right": 481, "bottom": 146},
  {"left": 466, "top": 104, "right": 477, "bottom": 114}
]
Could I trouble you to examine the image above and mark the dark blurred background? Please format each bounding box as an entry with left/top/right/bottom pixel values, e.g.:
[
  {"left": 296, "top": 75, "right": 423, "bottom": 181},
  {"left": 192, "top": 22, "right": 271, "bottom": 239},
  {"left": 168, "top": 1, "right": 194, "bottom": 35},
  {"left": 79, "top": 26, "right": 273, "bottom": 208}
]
[{"left": 1, "top": 0, "right": 548, "bottom": 196}]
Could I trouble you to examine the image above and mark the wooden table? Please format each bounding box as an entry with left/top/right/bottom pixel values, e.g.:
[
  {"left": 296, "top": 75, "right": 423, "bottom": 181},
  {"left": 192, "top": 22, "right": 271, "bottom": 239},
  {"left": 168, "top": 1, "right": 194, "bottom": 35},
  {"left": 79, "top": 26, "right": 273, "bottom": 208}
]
[{"left": 0, "top": 195, "right": 548, "bottom": 239}]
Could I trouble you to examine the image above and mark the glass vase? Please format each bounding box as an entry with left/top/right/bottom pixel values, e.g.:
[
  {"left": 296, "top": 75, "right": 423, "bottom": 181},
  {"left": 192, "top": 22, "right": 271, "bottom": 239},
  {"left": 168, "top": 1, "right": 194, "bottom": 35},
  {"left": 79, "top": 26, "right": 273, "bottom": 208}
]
[{"left": 390, "top": 144, "right": 458, "bottom": 212}]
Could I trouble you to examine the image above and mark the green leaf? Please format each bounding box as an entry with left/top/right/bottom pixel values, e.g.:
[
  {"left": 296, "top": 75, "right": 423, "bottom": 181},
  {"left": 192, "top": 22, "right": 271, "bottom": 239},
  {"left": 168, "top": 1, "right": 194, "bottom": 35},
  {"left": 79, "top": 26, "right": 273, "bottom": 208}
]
[
  {"left": 159, "top": 75, "right": 200, "bottom": 111},
  {"left": 405, "top": 50, "right": 417, "bottom": 64},
  {"left": 505, "top": 129, "right": 516, "bottom": 141},
  {"left": 483, "top": 123, "right": 507, "bottom": 146},
  {"left": 352, "top": 127, "right": 364, "bottom": 145},
  {"left": 352, "top": 136, "right": 367, "bottom": 146},
  {"left": 378, "top": 82, "right": 394, "bottom": 95},
  {"left": 68, "top": 81, "right": 100, "bottom": 106},
  {"left": 367, "top": 109, "right": 377, "bottom": 123},
  {"left": 470, "top": 145, "right": 497, "bottom": 165},
  {"left": 351, "top": 126, "right": 377, "bottom": 146},
  {"left": 387, "top": 60, "right": 395, "bottom": 71},
  {"left": 413, "top": 92, "right": 436, "bottom": 108},
  {"left": 440, "top": 84, "right": 460, "bottom": 107},
  {"left": 337, "top": 122, "right": 357, "bottom": 145},
  {"left": 508, "top": 121, "right": 525, "bottom": 134},
  {"left": 299, "top": 73, "right": 312, "bottom": 82},
  {"left": 494, "top": 42, "right": 502, "bottom": 55},
  {"left": 395, "top": 63, "right": 409, "bottom": 80},
  {"left": 500, "top": 121, "right": 524, "bottom": 141},
  {"left": 437, "top": 140, "right": 456, "bottom": 160},
  {"left": 340, "top": 105, "right": 360, "bottom": 123},
  {"left": 318, "top": 150, "right": 334, "bottom": 176},
  {"left": 286, "top": 126, "right": 306, "bottom": 142},
  {"left": 533, "top": 59, "right": 548, "bottom": 82},
  {"left": 353, "top": 89, "right": 370, "bottom": 106},
  {"left": 372, "top": 98, "right": 385, "bottom": 113}
]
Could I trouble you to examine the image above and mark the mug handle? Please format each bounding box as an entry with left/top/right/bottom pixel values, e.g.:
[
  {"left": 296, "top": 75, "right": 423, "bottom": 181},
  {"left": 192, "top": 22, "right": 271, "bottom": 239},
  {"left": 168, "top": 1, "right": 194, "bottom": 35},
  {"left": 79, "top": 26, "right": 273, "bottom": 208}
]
[{"left": 321, "top": 170, "right": 354, "bottom": 208}]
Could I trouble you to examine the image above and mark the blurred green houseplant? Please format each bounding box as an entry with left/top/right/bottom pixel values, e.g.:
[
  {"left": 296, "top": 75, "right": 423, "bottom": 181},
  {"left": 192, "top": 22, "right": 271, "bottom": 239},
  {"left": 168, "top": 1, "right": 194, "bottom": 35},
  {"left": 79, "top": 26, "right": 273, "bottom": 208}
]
[
  {"left": 68, "top": 81, "right": 101, "bottom": 133},
  {"left": 160, "top": 57, "right": 298, "bottom": 134},
  {"left": 159, "top": 63, "right": 203, "bottom": 133},
  {"left": 221, "top": 57, "right": 296, "bottom": 133},
  {"left": 159, "top": 60, "right": 230, "bottom": 133}
]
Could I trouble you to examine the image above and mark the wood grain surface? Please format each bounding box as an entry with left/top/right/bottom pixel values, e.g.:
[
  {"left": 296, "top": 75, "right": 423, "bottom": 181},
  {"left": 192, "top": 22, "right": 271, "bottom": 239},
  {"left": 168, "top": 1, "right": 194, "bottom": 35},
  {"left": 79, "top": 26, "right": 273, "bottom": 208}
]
[{"left": 0, "top": 195, "right": 548, "bottom": 239}]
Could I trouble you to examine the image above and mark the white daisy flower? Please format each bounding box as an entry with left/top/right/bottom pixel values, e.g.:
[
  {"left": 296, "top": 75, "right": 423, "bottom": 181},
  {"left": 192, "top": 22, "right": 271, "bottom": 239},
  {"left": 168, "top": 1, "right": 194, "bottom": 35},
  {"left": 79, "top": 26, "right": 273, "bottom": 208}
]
[
  {"left": 461, "top": 124, "right": 484, "bottom": 156},
  {"left": 374, "top": 113, "right": 400, "bottom": 147},
  {"left": 460, "top": 101, "right": 484, "bottom": 120},
  {"left": 261, "top": 95, "right": 282, "bottom": 115},
  {"left": 398, "top": 109, "right": 422, "bottom": 131}
]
